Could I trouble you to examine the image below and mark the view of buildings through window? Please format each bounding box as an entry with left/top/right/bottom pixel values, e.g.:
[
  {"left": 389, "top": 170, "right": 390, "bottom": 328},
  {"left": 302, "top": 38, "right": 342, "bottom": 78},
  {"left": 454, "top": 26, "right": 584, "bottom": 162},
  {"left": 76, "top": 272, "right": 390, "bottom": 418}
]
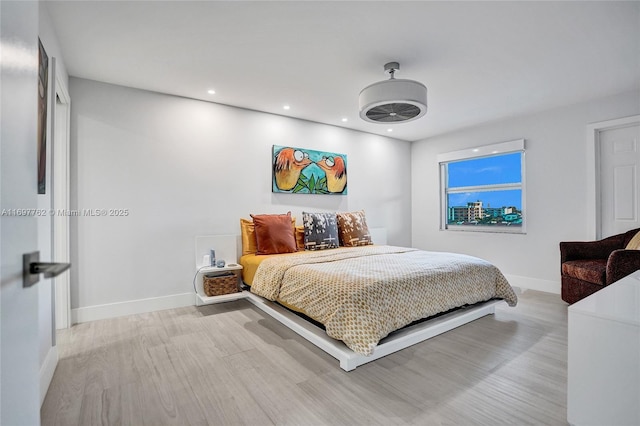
[{"left": 444, "top": 151, "right": 523, "bottom": 229}]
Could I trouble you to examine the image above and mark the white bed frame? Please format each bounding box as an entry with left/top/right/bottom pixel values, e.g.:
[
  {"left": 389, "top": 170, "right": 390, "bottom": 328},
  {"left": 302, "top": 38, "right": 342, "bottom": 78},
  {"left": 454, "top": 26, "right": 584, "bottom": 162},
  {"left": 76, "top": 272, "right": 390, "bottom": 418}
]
[
  {"left": 245, "top": 292, "right": 503, "bottom": 371},
  {"left": 194, "top": 231, "right": 505, "bottom": 371}
]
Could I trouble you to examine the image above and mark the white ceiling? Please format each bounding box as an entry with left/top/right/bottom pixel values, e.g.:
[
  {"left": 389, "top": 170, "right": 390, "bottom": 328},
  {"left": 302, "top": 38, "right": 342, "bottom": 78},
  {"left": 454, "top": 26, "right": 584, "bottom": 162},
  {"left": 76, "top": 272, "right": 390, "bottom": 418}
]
[{"left": 45, "top": 1, "right": 640, "bottom": 142}]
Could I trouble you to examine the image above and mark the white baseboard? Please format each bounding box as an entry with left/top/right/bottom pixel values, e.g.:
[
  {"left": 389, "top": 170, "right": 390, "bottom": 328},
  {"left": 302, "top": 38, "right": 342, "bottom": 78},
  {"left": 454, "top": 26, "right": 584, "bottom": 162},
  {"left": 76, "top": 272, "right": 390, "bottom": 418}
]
[
  {"left": 504, "top": 274, "right": 560, "bottom": 294},
  {"left": 40, "top": 345, "right": 58, "bottom": 407},
  {"left": 71, "top": 292, "right": 195, "bottom": 324},
  {"left": 68, "top": 275, "right": 558, "bottom": 324}
]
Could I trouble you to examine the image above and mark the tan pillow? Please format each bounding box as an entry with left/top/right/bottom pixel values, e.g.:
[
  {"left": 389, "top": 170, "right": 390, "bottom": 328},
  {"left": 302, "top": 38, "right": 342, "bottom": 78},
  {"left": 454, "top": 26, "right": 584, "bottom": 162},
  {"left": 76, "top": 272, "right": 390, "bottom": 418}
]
[
  {"left": 626, "top": 230, "right": 640, "bottom": 250},
  {"left": 250, "top": 212, "right": 298, "bottom": 255},
  {"left": 336, "top": 210, "right": 373, "bottom": 247}
]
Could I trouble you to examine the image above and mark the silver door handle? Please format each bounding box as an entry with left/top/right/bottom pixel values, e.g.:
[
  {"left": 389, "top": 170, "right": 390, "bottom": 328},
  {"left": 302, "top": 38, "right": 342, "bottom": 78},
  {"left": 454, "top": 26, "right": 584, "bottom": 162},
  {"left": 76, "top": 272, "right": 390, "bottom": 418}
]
[{"left": 23, "top": 251, "right": 71, "bottom": 287}]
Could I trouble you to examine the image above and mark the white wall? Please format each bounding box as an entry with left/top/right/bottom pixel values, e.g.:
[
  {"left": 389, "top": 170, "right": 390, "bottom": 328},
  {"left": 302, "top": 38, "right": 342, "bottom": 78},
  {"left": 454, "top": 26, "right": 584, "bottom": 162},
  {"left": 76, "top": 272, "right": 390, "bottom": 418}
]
[
  {"left": 0, "top": 1, "right": 42, "bottom": 423},
  {"left": 411, "top": 90, "right": 640, "bottom": 293},
  {"left": 69, "top": 78, "right": 411, "bottom": 318}
]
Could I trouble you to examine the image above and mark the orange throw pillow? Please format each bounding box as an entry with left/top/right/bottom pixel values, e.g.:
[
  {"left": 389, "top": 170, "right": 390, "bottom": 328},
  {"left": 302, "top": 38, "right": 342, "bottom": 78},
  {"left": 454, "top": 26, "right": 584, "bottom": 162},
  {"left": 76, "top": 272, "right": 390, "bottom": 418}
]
[
  {"left": 250, "top": 212, "right": 298, "bottom": 255},
  {"left": 241, "top": 216, "right": 297, "bottom": 255},
  {"left": 295, "top": 226, "right": 305, "bottom": 250},
  {"left": 240, "top": 218, "right": 258, "bottom": 256}
]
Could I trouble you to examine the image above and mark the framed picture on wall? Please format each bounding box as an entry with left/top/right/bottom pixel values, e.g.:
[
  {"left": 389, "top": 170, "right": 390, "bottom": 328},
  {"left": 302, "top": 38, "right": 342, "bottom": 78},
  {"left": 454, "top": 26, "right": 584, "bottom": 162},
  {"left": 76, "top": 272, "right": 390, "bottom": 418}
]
[
  {"left": 37, "top": 37, "right": 48, "bottom": 194},
  {"left": 272, "top": 145, "right": 348, "bottom": 195}
]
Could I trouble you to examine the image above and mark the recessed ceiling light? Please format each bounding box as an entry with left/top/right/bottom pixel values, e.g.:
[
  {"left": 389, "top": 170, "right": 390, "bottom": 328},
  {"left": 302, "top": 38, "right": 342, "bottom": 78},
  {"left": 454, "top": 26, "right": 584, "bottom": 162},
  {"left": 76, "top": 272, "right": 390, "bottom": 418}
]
[
  {"left": 207, "top": 89, "right": 215, "bottom": 95},
  {"left": 387, "top": 128, "right": 393, "bottom": 132},
  {"left": 473, "top": 149, "right": 479, "bottom": 152},
  {"left": 341, "top": 118, "right": 348, "bottom": 122},
  {"left": 283, "top": 105, "right": 290, "bottom": 110}
]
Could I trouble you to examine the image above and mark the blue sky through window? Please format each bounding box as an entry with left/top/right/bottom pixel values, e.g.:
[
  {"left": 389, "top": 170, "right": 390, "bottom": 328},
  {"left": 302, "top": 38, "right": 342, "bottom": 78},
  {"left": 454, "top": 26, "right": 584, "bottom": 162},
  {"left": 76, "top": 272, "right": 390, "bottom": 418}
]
[
  {"left": 447, "top": 152, "right": 522, "bottom": 209},
  {"left": 448, "top": 152, "right": 521, "bottom": 187}
]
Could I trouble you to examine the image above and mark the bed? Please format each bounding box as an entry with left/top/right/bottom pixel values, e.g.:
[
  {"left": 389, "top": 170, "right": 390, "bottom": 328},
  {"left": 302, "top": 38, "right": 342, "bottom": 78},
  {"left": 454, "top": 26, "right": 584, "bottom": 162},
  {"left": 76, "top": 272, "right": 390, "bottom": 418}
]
[{"left": 240, "top": 244, "right": 517, "bottom": 370}]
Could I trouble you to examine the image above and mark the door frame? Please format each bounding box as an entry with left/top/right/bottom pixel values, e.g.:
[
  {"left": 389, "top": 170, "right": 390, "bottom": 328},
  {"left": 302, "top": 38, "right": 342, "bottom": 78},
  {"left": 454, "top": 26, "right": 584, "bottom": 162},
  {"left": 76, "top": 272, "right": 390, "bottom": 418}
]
[
  {"left": 52, "top": 60, "right": 71, "bottom": 329},
  {"left": 587, "top": 114, "right": 640, "bottom": 240}
]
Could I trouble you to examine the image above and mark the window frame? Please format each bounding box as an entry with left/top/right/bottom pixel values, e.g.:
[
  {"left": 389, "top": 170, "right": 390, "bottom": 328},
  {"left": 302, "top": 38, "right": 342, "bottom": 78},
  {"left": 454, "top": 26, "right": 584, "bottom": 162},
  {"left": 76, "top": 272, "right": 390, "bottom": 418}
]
[{"left": 438, "top": 139, "right": 526, "bottom": 234}]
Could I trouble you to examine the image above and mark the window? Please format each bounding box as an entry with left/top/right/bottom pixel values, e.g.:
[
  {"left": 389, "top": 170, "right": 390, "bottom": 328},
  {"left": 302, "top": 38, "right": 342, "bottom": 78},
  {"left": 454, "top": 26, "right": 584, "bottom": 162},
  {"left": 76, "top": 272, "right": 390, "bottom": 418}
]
[{"left": 438, "top": 139, "right": 525, "bottom": 233}]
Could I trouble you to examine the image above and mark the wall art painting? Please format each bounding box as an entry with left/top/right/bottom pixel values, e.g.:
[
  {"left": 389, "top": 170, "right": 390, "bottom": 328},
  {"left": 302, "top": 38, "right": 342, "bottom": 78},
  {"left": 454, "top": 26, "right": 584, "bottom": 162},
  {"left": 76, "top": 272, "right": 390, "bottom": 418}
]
[
  {"left": 37, "top": 38, "right": 49, "bottom": 194},
  {"left": 272, "top": 145, "right": 347, "bottom": 195}
]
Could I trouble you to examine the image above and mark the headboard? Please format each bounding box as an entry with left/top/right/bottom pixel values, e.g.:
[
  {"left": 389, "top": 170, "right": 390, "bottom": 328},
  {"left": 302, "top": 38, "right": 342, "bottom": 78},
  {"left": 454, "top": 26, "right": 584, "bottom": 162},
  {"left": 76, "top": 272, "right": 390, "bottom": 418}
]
[{"left": 195, "top": 227, "right": 387, "bottom": 267}]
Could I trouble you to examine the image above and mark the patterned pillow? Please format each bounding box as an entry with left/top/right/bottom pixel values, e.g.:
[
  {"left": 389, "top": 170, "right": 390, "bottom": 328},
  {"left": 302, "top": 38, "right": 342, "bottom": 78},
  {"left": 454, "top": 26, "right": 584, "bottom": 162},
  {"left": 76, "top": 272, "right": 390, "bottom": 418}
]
[
  {"left": 303, "top": 212, "right": 339, "bottom": 250},
  {"left": 250, "top": 212, "right": 298, "bottom": 255},
  {"left": 337, "top": 210, "right": 373, "bottom": 247}
]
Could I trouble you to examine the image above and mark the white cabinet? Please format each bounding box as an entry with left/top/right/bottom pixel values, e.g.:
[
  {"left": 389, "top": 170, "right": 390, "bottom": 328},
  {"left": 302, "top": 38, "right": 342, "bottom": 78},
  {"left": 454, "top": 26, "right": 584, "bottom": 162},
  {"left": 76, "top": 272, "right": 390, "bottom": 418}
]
[{"left": 567, "top": 270, "right": 640, "bottom": 426}]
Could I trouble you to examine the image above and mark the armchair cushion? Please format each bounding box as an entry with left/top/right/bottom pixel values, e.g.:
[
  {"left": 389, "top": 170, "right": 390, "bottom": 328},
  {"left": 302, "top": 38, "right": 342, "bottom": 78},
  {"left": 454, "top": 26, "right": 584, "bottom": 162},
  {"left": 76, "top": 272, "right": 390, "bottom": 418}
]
[{"left": 562, "top": 259, "right": 607, "bottom": 286}]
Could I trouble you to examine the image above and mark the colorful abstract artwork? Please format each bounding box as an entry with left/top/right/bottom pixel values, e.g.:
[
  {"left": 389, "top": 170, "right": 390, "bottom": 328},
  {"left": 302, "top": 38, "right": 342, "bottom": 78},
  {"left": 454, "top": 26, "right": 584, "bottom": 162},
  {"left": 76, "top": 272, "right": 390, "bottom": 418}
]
[
  {"left": 272, "top": 145, "right": 347, "bottom": 195},
  {"left": 37, "top": 38, "right": 49, "bottom": 194}
]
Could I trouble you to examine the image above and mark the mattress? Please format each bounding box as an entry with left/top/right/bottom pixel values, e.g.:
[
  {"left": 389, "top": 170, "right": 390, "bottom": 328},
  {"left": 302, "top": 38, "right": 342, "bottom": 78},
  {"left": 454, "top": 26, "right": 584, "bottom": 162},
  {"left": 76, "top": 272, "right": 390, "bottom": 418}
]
[
  {"left": 248, "top": 245, "right": 517, "bottom": 355},
  {"left": 240, "top": 247, "right": 355, "bottom": 286}
]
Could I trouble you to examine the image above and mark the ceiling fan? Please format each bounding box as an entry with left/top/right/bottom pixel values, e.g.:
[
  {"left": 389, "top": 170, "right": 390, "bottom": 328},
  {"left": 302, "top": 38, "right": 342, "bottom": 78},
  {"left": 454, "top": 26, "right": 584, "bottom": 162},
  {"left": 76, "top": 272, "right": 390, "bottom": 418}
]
[{"left": 359, "top": 62, "right": 428, "bottom": 124}]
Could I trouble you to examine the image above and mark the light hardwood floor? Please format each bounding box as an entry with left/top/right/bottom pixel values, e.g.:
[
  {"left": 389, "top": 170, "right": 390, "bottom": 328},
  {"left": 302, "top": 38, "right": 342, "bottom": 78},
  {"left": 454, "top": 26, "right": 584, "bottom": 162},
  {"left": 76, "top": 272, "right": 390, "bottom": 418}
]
[{"left": 42, "top": 290, "right": 568, "bottom": 425}]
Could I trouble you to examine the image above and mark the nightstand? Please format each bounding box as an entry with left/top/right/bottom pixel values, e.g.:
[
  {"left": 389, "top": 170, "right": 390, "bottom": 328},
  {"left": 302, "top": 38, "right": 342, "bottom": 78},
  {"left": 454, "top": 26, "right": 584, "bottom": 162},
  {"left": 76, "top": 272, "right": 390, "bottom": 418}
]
[
  {"left": 195, "top": 263, "right": 246, "bottom": 306},
  {"left": 194, "top": 234, "right": 247, "bottom": 306}
]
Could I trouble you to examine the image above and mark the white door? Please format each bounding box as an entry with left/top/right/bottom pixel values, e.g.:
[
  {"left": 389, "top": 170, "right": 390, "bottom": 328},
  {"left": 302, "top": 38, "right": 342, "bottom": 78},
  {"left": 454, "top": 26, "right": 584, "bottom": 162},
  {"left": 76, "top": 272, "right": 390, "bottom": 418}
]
[
  {"left": 0, "top": 1, "right": 42, "bottom": 423},
  {"left": 600, "top": 123, "right": 640, "bottom": 238}
]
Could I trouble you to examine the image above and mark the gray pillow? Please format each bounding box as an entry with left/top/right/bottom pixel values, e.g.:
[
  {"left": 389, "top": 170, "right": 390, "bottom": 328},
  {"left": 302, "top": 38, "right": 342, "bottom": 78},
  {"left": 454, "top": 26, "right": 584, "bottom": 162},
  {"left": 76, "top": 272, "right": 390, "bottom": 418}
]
[{"left": 303, "top": 212, "right": 339, "bottom": 250}]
